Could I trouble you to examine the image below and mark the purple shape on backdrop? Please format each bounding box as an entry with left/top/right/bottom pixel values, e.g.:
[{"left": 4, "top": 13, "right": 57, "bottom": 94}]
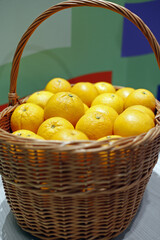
[{"left": 122, "top": 1, "right": 160, "bottom": 57}]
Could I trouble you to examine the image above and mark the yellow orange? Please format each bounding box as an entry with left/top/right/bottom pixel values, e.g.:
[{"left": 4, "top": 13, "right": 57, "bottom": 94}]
[
  {"left": 83, "top": 103, "right": 89, "bottom": 113},
  {"left": 51, "top": 129, "right": 89, "bottom": 141},
  {"left": 124, "top": 105, "right": 155, "bottom": 121},
  {"left": 44, "top": 92, "right": 85, "bottom": 126},
  {"left": 95, "top": 82, "right": 116, "bottom": 94},
  {"left": 114, "top": 109, "right": 155, "bottom": 137},
  {"left": 92, "top": 93, "right": 124, "bottom": 114},
  {"left": 125, "top": 89, "right": 156, "bottom": 112},
  {"left": 12, "top": 129, "right": 44, "bottom": 140},
  {"left": 37, "top": 117, "right": 74, "bottom": 140},
  {"left": 98, "top": 135, "right": 122, "bottom": 141},
  {"left": 86, "top": 104, "right": 118, "bottom": 123},
  {"left": 116, "top": 87, "right": 135, "bottom": 100},
  {"left": 26, "top": 91, "right": 53, "bottom": 109},
  {"left": 76, "top": 111, "right": 113, "bottom": 140},
  {"left": 45, "top": 77, "right": 71, "bottom": 93},
  {"left": 11, "top": 103, "right": 44, "bottom": 133},
  {"left": 71, "top": 82, "right": 98, "bottom": 107}
]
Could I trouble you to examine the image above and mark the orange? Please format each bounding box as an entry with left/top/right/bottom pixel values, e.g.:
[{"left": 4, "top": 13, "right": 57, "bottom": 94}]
[
  {"left": 76, "top": 111, "right": 113, "bottom": 140},
  {"left": 37, "top": 117, "right": 74, "bottom": 140},
  {"left": 97, "top": 135, "right": 122, "bottom": 153},
  {"left": 86, "top": 104, "right": 118, "bottom": 123},
  {"left": 114, "top": 109, "right": 155, "bottom": 137},
  {"left": 71, "top": 82, "right": 98, "bottom": 107},
  {"left": 125, "top": 89, "right": 156, "bottom": 112},
  {"left": 45, "top": 77, "right": 71, "bottom": 93},
  {"left": 11, "top": 103, "right": 44, "bottom": 133},
  {"left": 116, "top": 87, "right": 135, "bottom": 100},
  {"left": 26, "top": 91, "right": 54, "bottom": 109},
  {"left": 91, "top": 93, "right": 124, "bottom": 114},
  {"left": 98, "top": 135, "right": 122, "bottom": 141},
  {"left": 95, "top": 82, "right": 116, "bottom": 94},
  {"left": 12, "top": 129, "right": 44, "bottom": 140},
  {"left": 44, "top": 92, "right": 85, "bottom": 126},
  {"left": 51, "top": 129, "right": 89, "bottom": 141},
  {"left": 83, "top": 103, "right": 89, "bottom": 112},
  {"left": 124, "top": 105, "right": 155, "bottom": 121}
]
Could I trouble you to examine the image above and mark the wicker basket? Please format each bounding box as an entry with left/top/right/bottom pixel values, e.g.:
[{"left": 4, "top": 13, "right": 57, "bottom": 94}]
[{"left": 0, "top": 0, "right": 160, "bottom": 239}]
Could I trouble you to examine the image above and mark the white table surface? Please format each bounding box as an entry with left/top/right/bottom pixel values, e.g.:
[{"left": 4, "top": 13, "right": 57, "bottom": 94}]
[{"left": 0, "top": 153, "right": 160, "bottom": 240}]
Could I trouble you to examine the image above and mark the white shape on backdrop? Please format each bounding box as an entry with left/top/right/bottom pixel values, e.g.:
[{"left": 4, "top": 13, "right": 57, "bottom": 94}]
[{"left": 0, "top": 0, "right": 71, "bottom": 66}]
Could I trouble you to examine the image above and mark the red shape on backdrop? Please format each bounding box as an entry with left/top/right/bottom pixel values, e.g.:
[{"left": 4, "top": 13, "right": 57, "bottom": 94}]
[
  {"left": 0, "top": 103, "right": 8, "bottom": 112},
  {"left": 68, "top": 71, "right": 112, "bottom": 84}
]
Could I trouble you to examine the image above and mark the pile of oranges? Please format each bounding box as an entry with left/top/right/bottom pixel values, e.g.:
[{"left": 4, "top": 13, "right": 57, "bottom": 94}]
[{"left": 11, "top": 77, "right": 156, "bottom": 141}]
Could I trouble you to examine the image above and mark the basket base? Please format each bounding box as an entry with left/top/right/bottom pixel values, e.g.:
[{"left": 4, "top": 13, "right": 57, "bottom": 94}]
[
  {"left": 19, "top": 222, "right": 132, "bottom": 240},
  {"left": 2, "top": 175, "right": 149, "bottom": 240}
]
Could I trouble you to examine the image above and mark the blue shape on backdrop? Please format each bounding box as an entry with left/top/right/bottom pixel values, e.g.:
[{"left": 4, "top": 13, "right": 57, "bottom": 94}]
[
  {"left": 122, "top": 1, "right": 160, "bottom": 57},
  {"left": 157, "top": 85, "right": 160, "bottom": 101}
]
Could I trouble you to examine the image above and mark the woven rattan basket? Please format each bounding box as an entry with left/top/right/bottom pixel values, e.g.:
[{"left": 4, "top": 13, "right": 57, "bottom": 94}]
[{"left": 1, "top": 0, "right": 160, "bottom": 239}]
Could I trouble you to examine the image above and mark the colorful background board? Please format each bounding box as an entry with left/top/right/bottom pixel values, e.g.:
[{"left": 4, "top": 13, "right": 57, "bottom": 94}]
[{"left": 0, "top": 0, "right": 160, "bottom": 105}]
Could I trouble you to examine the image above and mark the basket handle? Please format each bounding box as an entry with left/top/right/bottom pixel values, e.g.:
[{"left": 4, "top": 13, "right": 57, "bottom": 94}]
[{"left": 9, "top": 0, "right": 160, "bottom": 105}]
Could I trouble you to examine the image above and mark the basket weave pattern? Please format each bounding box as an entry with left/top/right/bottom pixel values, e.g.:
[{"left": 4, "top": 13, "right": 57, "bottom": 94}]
[{"left": 0, "top": 0, "right": 160, "bottom": 239}]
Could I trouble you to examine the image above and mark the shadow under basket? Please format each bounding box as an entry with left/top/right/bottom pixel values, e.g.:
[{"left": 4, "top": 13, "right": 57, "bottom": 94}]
[{"left": 1, "top": 0, "right": 160, "bottom": 239}]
